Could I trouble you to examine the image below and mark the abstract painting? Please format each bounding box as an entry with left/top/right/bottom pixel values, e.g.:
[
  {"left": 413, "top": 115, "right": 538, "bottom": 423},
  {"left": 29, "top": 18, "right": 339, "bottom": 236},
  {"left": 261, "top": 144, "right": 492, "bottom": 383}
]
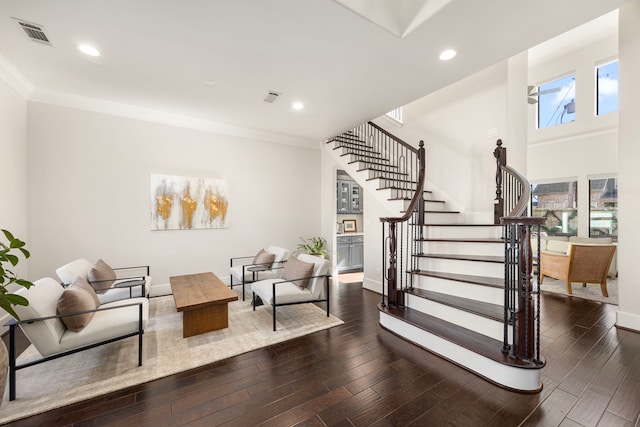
[{"left": 150, "top": 174, "right": 229, "bottom": 230}]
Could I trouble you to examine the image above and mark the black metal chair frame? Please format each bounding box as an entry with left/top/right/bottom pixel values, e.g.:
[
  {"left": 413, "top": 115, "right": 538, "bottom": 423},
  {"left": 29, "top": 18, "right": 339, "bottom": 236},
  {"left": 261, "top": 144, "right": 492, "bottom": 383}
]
[
  {"left": 229, "top": 256, "right": 286, "bottom": 301},
  {"left": 252, "top": 274, "right": 330, "bottom": 331},
  {"left": 6, "top": 301, "right": 145, "bottom": 401}
]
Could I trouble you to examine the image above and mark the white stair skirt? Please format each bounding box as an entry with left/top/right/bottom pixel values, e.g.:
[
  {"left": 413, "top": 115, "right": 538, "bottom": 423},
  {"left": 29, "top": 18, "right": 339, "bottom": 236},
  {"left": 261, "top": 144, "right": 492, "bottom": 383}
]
[{"left": 379, "top": 312, "right": 542, "bottom": 392}]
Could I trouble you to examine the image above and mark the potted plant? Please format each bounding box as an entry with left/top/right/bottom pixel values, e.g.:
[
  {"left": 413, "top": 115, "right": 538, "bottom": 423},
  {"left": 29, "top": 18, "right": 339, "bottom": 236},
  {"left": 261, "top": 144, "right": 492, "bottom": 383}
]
[
  {"left": 296, "top": 236, "right": 330, "bottom": 259},
  {"left": 0, "top": 229, "right": 33, "bottom": 404}
]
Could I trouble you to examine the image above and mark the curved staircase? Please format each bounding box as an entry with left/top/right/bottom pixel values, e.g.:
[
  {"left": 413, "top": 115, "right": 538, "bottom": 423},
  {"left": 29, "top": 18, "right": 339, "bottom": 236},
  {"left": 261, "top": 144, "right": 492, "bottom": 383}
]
[{"left": 326, "top": 123, "right": 545, "bottom": 392}]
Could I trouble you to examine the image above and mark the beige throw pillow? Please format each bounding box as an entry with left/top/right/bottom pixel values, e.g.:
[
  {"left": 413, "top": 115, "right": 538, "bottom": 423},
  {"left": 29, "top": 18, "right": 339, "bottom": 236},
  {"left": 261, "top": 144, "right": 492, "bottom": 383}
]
[
  {"left": 88, "top": 259, "right": 117, "bottom": 294},
  {"left": 253, "top": 250, "right": 276, "bottom": 269},
  {"left": 281, "top": 257, "right": 315, "bottom": 290},
  {"left": 57, "top": 277, "right": 100, "bottom": 332}
]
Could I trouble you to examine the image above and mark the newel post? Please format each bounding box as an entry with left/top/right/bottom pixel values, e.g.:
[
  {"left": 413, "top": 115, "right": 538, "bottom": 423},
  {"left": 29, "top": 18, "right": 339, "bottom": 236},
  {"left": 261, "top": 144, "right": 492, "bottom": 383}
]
[{"left": 494, "top": 139, "right": 507, "bottom": 225}]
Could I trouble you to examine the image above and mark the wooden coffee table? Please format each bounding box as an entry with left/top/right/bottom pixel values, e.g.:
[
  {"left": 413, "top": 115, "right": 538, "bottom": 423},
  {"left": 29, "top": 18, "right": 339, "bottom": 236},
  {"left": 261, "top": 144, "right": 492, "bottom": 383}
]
[{"left": 170, "top": 272, "right": 238, "bottom": 338}]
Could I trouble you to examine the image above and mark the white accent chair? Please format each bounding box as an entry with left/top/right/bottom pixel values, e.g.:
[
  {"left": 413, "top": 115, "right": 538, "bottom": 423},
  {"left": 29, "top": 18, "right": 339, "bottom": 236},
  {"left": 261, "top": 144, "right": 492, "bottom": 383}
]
[
  {"left": 7, "top": 277, "right": 149, "bottom": 401},
  {"left": 251, "top": 254, "right": 330, "bottom": 331},
  {"left": 56, "top": 258, "right": 151, "bottom": 304},
  {"left": 229, "top": 246, "right": 290, "bottom": 301}
]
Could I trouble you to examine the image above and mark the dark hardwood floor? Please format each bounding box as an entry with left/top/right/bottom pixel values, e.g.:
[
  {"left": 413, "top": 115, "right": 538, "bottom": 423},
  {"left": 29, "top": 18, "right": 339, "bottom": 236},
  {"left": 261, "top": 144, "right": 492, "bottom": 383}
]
[{"left": 5, "top": 281, "right": 640, "bottom": 427}]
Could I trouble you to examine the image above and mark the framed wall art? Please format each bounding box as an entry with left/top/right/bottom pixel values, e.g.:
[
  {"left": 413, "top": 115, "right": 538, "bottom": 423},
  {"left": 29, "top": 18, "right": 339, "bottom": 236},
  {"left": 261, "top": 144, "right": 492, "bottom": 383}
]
[
  {"left": 343, "top": 219, "right": 357, "bottom": 233},
  {"left": 150, "top": 174, "right": 229, "bottom": 230}
]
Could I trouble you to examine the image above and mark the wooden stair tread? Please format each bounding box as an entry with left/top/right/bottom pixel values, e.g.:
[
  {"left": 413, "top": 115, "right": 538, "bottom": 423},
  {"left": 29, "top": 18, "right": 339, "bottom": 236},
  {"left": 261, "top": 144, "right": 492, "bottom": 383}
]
[
  {"left": 423, "top": 223, "right": 502, "bottom": 227},
  {"left": 413, "top": 270, "right": 504, "bottom": 288},
  {"left": 348, "top": 159, "right": 394, "bottom": 167},
  {"left": 377, "top": 186, "right": 431, "bottom": 192},
  {"left": 418, "top": 237, "right": 503, "bottom": 243},
  {"left": 415, "top": 253, "right": 504, "bottom": 263},
  {"left": 406, "top": 288, "right": 505, "bottom": 322},
  {"left": 378, "top": 304, "right": 540, "bottom": 368}
]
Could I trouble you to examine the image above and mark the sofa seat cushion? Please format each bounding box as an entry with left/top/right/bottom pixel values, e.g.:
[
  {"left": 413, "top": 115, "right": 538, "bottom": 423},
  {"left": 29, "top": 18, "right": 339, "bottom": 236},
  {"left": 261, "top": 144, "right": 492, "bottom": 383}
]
[
  {"left": 58, "top": 297, "right": 149, "bottom": 354},
  {"left": 252, "top": 279, "right": 314, "bottom": 305}
]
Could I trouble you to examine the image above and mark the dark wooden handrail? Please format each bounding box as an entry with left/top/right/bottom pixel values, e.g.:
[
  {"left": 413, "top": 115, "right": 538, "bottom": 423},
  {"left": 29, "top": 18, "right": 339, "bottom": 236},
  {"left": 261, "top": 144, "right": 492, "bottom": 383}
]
[
  {"left": 381, "top": 141, "right": 425, "bottom": 224},
  {"left": 368, "top": 121, "right": 415, "bottom": 152}
]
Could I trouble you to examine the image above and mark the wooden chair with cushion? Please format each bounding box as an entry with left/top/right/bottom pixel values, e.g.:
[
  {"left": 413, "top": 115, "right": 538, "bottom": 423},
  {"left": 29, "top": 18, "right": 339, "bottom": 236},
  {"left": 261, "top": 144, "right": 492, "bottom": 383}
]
[
  {"left": 7, "top": 277, "right": 149, "bottom": 400},
  {"left": 251, "top": 254, "right": 330, "bottom": 331},
  {"left": 539, "top": 243, "right": 617, "bottom": 297}
]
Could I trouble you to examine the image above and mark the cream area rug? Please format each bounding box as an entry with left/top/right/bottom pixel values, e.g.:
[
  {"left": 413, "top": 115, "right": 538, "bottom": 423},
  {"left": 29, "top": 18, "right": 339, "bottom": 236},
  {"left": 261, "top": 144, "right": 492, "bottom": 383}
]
[
  {"left": 0, "top": 292, "right": 343, "bottom": 424},
  {"left": 539, "top": 276, "right": 618, "bottom": 304}
]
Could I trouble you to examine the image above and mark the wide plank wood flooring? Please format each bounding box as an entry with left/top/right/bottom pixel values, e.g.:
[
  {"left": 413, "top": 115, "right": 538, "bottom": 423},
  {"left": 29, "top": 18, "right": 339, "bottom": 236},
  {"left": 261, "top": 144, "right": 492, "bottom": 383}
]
[{"left": 5, "top": 281, "right": 640, "bottom": 426}]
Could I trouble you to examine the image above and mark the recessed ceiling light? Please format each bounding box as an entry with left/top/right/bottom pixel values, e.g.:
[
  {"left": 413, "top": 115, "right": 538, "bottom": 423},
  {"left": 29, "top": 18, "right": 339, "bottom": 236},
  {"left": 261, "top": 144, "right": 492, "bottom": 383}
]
[
  {"left": 204, "top": 79, "right": 216, "bottom": 87},
  {"left": 439, "top": 49, "right": 457, "bottom": 61},
  {"left": 78, "top": 44, "right": 100, "bottom": 57},
  {"left": 292, "top": 102, "right": 304, "bottom": 110}
]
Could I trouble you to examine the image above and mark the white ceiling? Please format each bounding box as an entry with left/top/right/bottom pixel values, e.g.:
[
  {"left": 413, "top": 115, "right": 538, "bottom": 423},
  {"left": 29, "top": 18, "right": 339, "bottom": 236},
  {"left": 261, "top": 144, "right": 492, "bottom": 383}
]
[{"left": 0, "top": 1, "right": 625, "bottom": 147}]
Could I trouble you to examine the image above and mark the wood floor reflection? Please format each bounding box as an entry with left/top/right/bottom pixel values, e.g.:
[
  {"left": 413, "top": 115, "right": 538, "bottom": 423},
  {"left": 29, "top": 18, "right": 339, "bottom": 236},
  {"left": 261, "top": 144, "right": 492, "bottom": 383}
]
[{"left": 8, "top": 283, "right": 640, "bottom": 426}]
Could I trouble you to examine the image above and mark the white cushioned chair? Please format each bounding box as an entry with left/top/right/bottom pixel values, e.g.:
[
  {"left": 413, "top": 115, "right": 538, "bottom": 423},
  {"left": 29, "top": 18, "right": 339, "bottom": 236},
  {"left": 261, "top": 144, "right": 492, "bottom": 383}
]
[
  {"left": 229, "top": 246, "right": 289, "bottom": 301},
  {"left": 7, "top": 277, "right": 149, "bottom": 401},
  {"left": 251, "top": 253, "right": 330, "bottom": 331},
  {"left": 56, "top": 258, "right": 151, "bottom": 304}
]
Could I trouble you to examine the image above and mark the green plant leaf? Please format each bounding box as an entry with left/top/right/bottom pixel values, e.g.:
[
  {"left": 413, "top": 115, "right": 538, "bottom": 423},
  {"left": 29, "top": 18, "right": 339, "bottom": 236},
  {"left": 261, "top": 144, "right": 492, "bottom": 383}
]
[
  {"left": 0, "top": 300, "right": 20, "bottom": 321},
  {"left": 6, "top": 254, "right": 18, "bottom": 267},
  {"left": 4, "top": 294, "right": 29, "bottom": 306},
  {"left": 1, "top": 229, "right": 15, "bottom": 242},
  {"left": 15, "top": 279, "right": 33, "bottom": 289}
]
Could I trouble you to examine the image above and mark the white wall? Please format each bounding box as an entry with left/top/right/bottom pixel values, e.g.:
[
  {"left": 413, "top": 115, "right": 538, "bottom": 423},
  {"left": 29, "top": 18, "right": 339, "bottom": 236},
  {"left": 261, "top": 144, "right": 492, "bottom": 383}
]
[
  {"left": 617, "top": 1, "right": 640, "bottom": 331},
  {"left": 374, "top": 62, "right": 509, "bottom": 219},
  {"left": 0, "top": 78, "right": 28, "bottom": 277},
  {"left": 26, "top": 103, "right": 322, "bottom": 287}
]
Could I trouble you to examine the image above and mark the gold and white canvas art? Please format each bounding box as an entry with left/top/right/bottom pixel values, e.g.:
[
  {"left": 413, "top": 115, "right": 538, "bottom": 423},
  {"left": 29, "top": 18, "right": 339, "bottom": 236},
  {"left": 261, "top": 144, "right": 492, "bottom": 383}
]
[{"left": 150, "top": 174, "right": 229, "bottom": 230}]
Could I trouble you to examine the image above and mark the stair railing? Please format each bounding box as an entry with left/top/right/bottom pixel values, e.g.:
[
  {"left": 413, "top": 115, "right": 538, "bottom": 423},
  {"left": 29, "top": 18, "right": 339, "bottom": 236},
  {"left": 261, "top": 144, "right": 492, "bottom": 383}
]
[
  {"left": 380, "top": 140, "right": 425, "bottom": 309},
  {"left": 494, "top": 139, "right": 545, "bottom": 367}
]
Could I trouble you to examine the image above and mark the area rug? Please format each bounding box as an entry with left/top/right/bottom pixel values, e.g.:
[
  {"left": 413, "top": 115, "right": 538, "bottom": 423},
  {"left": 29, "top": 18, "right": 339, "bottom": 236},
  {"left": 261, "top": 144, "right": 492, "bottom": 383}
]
[
  {"left": 0, "top": 292, "right": 343, "bottom": 423},
  {"left": 539, "top": 276, "right": 618, "bottom": 304}
]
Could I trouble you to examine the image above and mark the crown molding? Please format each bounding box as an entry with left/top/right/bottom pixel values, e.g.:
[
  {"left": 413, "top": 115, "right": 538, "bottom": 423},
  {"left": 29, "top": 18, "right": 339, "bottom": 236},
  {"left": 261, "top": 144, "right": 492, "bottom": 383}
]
[
  {"left": 28, "top": 89, "right": 318, "bottom": 149},
  {"left": 0, "top": 54, "right": 34, "bottom": 98}
]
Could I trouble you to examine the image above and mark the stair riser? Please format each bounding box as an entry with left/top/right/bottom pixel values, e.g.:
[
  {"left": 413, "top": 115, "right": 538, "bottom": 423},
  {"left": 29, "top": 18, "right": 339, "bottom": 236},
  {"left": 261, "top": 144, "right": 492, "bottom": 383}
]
[
  {"left": 413, "top": 276, "right": 504, "bottom": 305},
  {"left": 423, "top": 212, "right": 464, "bottom": 224},
  {"left": 421, "top": 242, "right": 504, "bottom": 257},
  {"left": 417, "top": 258, "right": 504, "bottom": 278},
  {"left": 405, "top": 293, "right": 509, "bottom": 343},
  {"left": 424, "top": 226, "right": 503, "bottom": 239},
  {"left": 379, "top": 313, "right": 542, "bottom": 392}
]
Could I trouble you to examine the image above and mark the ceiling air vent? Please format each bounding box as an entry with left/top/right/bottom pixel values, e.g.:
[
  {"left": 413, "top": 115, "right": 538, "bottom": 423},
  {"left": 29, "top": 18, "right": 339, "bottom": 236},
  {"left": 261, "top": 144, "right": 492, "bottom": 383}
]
[
  {"left": 13, "top": 18, "right": 53, "bottom": 46},
  {"left": 263, "top": 91, "right": 281, "bottom": 103}
]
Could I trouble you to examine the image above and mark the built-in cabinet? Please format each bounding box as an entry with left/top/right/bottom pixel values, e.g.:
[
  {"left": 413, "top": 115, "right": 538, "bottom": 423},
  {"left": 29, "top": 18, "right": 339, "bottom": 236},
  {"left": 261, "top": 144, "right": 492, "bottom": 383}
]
[
  {"left": 337, "top": 178, "right": 363, "bottom": 214},
  {"left": 337, "top": 234, "right": 364, "bottom": 272}
]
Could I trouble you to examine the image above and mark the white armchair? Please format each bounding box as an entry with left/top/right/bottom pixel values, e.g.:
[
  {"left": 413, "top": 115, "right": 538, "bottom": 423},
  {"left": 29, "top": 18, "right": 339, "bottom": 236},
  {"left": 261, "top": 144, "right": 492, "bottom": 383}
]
[
  {"left": 251, "top": 254, "right": 330, "bottom": 331},
  {"left": 229, "top": 246, "right": 289, "bottom": 300},
  {"left": 56, "top": 258, "right": 151, "bottom": 304},
  {"left": 7, "top": 277, "right": 149, "bottom": 401}
]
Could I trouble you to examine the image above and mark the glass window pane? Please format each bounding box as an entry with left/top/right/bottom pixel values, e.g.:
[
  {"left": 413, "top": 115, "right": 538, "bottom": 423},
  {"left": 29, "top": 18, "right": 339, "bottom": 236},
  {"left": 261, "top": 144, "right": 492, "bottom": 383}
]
[
  {"left": 589, "top": 178, "right": 617, "bottom": 238},
  {"left": 597, "top": 61, "right": 618, "bottom": 115},
  {"left": 537, "top": 74, "right": 576, "bottom": 129},
  {"left": 532, "top": 181, "right": 578, "bottom": 236}
]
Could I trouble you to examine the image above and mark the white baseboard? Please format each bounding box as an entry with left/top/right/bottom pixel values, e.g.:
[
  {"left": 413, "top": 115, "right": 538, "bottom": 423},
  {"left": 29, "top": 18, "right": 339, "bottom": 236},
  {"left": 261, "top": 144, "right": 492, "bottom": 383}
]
[
  {"left": 617, "top": 310, "right": 640, "bottom": 333},
  {"left": 363, "top": 277, "right": 382, "bottom": 294}
]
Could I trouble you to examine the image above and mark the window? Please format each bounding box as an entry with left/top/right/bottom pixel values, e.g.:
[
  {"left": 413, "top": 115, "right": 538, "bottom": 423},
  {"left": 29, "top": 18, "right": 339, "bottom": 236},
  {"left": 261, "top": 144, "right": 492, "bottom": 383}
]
[
  {"left": 589, "top": 178, "right": 617, "bottom": 238},
  {"left": 385, "top": 107, "right": 403, "bottom": 125},
  {"left": 596, "top": 61, "right": 618, "bottom": 115},
  {"left": 532, "top": 181, "right": 578, "bottom": 236},
  {"left": 537, "top": 74, "right": 576, "bottom": 129}
]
